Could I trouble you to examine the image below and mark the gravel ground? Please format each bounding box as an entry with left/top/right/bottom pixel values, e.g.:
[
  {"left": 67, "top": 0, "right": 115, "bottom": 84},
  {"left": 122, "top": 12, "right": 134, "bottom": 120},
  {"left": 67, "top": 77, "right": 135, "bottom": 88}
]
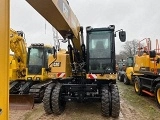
[{"left": 9, "top": 81, "right": 160, "bottom": 120}]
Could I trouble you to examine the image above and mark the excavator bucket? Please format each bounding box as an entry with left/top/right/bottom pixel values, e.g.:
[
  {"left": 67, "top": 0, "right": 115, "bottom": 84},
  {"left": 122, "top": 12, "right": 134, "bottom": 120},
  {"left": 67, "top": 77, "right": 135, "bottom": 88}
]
[{"left": 9, "top": 94, "right": 34, "bottom": 110}]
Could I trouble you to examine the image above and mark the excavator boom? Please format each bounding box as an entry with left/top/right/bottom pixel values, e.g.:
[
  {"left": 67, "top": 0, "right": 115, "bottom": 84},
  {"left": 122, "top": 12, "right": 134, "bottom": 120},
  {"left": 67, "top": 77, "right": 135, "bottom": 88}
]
[
  {"left": 9, "top": 29, "right": 34, "bottom": 110},
  {"left": 27, "top": 0, "right": 81, "bottom": 51}
]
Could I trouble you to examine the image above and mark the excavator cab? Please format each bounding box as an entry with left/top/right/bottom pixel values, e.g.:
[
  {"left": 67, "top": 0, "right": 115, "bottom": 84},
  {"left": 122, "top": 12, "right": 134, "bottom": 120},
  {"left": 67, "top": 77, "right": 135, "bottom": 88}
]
[
  {"left": 10, "top": 42, "right": 53, "bottom": 110},
  {"left": 26, "top": 43, "right": 52, "bottom": 77},
  {"left": 87, "top": 26, "right": 116, "bottom": 74},
  {"left": 87, "top": 25, "right": 126, "bottom": 74},
  {"left": 27, "top": 43, "right": 50, "bottom": 77}
]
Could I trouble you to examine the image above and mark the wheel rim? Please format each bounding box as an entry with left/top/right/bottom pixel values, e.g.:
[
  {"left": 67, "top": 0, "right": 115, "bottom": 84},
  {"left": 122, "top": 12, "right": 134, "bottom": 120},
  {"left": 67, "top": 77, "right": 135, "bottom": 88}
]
[
  {"left": 118, "top": 76, "right": 121, "bottom": 80},
  {"left": 134, "top": 80, "right": 139, "bottom": 92},
  {"left": 124, "top": 77, "right": 126, "bottom": 82},
  {"left": 157, "top": 88, "right": 160, "bottom": 103}
]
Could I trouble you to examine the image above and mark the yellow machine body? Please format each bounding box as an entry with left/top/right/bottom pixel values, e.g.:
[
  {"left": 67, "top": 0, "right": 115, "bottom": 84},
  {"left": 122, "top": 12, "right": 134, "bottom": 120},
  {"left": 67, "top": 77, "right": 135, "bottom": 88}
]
[
  {"left": 25, "top": 68, "right": 49, "bottom": 81},
  {"left": 126, "top": 67, "right": 133, "bottom": 81},
  {"left": 132, "top": 38, "right": 160, "bottom": 107},
  {"left": 134, "top": 53, "right": 160, "bottom": 74},
  {"left": 9, "top": 29, "right": 27, "bottom": 80},
  {"left": 9, "top": 55, "right": 17, "bottom": 80},
  {"left": 26, "top": 0, "right": 81, "bottom": 51},
  {"left": 48, "top": 49, "right": 72, "bottom": 79},
  {"left": 0, "top": 0, "right": 9, "bottom": 119},
  {"left": 9, "top": 29, "right": 35, "bottom": 110},
  {"left": 9, "top": 42, "right": 54, "bottom": 109}
]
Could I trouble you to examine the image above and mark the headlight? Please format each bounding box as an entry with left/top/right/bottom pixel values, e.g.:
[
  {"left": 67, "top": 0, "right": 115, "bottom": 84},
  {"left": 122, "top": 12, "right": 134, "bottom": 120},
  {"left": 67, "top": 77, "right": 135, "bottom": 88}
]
[
  {"left": 27, "top": 77, "right": 32, "bottom": 80},
  {"left": 36, "top": 77, "right": 40, "bottom": 80}
]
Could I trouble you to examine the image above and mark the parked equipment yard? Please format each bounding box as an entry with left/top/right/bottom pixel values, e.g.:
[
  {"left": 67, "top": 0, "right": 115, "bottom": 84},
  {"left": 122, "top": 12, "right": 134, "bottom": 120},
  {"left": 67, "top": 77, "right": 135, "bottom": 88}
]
[
  {"left": 1, "top": 1, "right": 160, "bottom": 120},
  {"left": 10, "top": 81, "right": 160, "bottom": 120}
]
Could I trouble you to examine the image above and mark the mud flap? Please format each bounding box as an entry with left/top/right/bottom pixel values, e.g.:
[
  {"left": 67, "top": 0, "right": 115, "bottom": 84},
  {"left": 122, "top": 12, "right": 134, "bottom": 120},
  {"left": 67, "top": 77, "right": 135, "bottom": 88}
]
[{"left": 10, "top": 94, "right": 34, "bottom": 110}]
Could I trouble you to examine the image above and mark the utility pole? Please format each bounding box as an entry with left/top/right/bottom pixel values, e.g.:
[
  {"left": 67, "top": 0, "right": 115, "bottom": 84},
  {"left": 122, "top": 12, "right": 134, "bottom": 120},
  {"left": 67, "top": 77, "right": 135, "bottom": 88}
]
[{"left": 0, "top": 0, "right": 10, "bottom": 119}]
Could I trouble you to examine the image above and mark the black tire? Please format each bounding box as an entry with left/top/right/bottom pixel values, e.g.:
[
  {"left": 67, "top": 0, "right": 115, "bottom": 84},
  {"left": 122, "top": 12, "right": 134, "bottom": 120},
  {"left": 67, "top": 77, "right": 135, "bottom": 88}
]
[
  {"left": 51, "top": 83, "right": 66, "bottom": 115},
  {"left": 43, "top": 83, "right": 55, "bottom": 114},
  {"left": 111, "top": 84, "right": 120, "bottom": 118},
  {"left": 101, "top": 85, "right": 110, "bottom": 117},
  {"left": 155, "top": 83, "right": 160, "bottom": 108},
  {"left": 118, "top": 74, "right": 123, "bottom": 82},
  {"left": 134, "top": 77, "right": 143, "bottom": 95},
  {"left": 123, "top": 75, "right": 130, "bottom": 85},
  {"left": 117, "top": 73, "right": 119, "bottom": 80},
  {"left": 34, "top": 87, "right": 45, "bottom": 103}
]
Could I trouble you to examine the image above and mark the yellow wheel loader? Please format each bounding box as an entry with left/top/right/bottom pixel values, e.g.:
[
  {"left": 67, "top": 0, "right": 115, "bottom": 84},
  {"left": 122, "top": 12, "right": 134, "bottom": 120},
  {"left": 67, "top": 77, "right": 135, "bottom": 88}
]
[
  {"left": 9, "top": 29, "right": 53, "bottom": 109},
  {"left": 26, "top": 0, "right": 126, "bottom": 118},
  {"left": 117, "top": 57, "right": 134, "bottom": 85}
]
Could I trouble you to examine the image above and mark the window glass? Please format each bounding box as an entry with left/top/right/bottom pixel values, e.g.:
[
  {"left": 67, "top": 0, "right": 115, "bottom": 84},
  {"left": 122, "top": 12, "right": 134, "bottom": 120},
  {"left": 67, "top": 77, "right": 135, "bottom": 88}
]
[
  {"left": 29, "top": 48, "right": 43, "bottom": 66},
  {"left": 89, "top": 31, "right": 111, "bottom": 58}
]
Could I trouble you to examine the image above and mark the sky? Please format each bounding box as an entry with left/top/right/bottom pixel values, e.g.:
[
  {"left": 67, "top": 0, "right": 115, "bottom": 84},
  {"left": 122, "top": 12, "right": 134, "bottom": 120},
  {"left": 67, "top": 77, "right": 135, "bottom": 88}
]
[{"left": 10, "top": 0, "right": 160, "bottom": 54}]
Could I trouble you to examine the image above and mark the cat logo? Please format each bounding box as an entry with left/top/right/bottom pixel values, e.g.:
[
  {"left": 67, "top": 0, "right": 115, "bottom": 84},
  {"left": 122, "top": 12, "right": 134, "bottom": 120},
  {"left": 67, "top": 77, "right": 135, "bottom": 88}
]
[{"left": 53, "top": 62, "right": 61, "bottom": 67}]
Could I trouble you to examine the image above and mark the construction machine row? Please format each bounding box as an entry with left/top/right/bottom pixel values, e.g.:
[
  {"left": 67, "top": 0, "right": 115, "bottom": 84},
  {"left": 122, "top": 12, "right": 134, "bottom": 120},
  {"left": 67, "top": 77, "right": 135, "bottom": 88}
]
[
  {"left": 1, "top": 0, "right": 160, "bottom": 120},
  {"left": 7, "top": 0, "right": 126, "bottom": 118},
  {"left": 9, "top": 0, "right": 160, "bottom": 118},
  {"left": 4, "top": 0, "right": 160, "bottom": 119},
  {"left": 117, "top": 38, "right": 160, "bottom": 108}
]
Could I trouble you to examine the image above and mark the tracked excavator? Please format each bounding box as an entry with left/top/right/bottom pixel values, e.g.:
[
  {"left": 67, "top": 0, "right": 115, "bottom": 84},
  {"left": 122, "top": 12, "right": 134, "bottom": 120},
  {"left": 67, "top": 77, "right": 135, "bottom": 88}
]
[
  {"left": 132, "top": 38, "right": 160, "bottom": 108},
  {"left": 9, "top": 29, "right": 53, "bottom": 110},
  {"left": 26, "top": 0, "right": 126, "bottom": 117}
]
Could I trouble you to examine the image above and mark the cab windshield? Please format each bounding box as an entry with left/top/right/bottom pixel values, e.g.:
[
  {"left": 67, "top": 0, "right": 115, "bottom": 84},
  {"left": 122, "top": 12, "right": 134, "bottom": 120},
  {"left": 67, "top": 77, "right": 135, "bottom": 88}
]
[
  {"left": 89, "top": 31, "right": 111, "bottom": 58},
  {"left": 88, "top": 31, "right": 113, "bottom": 73},
  {"left": 28, "top": 48, "right": 43, "bottom": 66}
]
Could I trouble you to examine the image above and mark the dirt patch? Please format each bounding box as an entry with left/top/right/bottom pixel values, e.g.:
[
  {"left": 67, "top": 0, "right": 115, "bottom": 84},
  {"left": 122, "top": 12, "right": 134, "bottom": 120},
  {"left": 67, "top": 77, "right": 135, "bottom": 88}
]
[
  {"left": 10, "top": 100, "right": 144, "bottom": 120},
  {"left": 38, "top": 99, "right": 145, "bottom": 120},
  {"left": 9, "top": 81, "right": 160, "bottom": 120}
]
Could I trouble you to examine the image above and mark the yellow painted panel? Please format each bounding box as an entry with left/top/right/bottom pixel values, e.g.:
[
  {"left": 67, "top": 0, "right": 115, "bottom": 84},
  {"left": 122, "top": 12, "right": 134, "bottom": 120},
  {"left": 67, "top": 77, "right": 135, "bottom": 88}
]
[{"left": 0, "top": 0, "right": 9, "bottom": 119}]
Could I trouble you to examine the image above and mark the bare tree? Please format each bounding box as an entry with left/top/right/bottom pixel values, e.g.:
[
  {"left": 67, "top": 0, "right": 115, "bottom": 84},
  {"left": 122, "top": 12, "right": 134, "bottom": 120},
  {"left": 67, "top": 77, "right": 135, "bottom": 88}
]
[
  {"left": 121, "top": 39, "right": 140, "bottom": 56},
  {"left": 116, "top": 39, "right": 141, "bottom": 63},
  {"left": 122, "top": 39, "right": 139, "bottom": 56},
  {"left": 116, "top": 53, "right": 126, "bottom": 64}
]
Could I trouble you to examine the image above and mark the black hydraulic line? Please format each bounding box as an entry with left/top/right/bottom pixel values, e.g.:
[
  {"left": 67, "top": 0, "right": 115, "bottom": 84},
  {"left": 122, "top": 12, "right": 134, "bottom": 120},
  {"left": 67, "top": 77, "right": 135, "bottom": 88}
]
[
  {"left": 80, "top": 26, "right": 86, "bottom": 63},
  {"left": 68, "top": 43, "right": 74, "bottom": 69}
]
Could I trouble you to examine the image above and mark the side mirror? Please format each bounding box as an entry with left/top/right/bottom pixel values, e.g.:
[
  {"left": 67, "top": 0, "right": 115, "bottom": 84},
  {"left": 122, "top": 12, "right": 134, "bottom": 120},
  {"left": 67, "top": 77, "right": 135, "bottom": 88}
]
[
  {"left": 149, "top": 50, "right": 156, "bottom": 58},
  {"left": 119, "top": 31, "right": 126, "bottom": 42}
]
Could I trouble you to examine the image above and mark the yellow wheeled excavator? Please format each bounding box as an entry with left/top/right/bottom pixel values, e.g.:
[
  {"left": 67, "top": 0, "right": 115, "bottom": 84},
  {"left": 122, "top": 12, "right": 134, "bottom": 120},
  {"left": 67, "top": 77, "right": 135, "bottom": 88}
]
[
  {"left": 132, "top": 38, "right": 160, "bottom": 108},
  {"left": 9, "top": 29, "right": 53, "bottom": 109},
  {"left": 26, "top": 0, "right": 126, "bottom": 118}
]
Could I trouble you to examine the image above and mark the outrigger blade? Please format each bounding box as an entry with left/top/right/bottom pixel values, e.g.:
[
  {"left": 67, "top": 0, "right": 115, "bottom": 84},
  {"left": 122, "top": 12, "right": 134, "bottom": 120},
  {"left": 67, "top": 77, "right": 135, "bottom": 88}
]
[{"left": 10, "top": 94, "right": 34, "bottom": 110}]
